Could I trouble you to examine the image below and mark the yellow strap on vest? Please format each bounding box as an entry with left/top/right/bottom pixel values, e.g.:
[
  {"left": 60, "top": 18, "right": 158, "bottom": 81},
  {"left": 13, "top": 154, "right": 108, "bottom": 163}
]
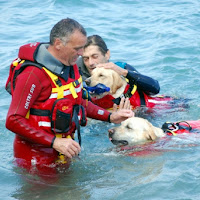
[
  {"left": 20, "top": 60, "right": 25, "bottom": 64},
  {"left": 166, "top": 130, "right": 177, "bottom": 136},
  {"left": 131, "top": 84, "right": 137, "bottom": 95},
  {"left": 82, "top": 87, "right": 89, "bottom": 106},
  {"left": 125, "top": 78, "right": 137, "bottom": 96},
  {"left": 12, "top": 59, "right": 25, "bottom": 67},
  {"left": 55, "top": 134, "right": 74, "bottom": 139},
  {"left": 43, "top": 67, "right": 82, "bottom": 99},
  {"left": 25, "top": 110, "right": 30, "bottom": 119}
]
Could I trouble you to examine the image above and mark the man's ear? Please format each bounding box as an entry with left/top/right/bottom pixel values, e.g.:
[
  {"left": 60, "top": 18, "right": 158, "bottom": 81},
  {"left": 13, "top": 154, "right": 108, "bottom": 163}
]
[
  {"left": 105, "top": 50, "right": 110, "bottom": 61},
  {"left": 54, "top": 38, "right": 63, "bottom": 51}
]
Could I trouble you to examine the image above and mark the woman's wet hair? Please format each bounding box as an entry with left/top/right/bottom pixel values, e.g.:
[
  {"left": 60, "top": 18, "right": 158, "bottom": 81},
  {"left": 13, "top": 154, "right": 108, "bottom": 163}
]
[{"left": 84, "top": 35, "right": 108, "bottom": 56}]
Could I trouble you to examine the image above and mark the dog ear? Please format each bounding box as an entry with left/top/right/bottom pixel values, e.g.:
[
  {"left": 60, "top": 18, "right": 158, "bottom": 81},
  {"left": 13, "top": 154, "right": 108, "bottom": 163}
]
[
  {"left": 110, "top": 71, "right": 124, "bottom": 94},
  {"left": 144, "top": 121, "right": 157, "bottom": 141}
]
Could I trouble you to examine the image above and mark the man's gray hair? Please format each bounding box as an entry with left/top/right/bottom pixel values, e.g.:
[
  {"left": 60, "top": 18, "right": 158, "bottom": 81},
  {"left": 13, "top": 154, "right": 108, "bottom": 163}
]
[{"left": 50, "top": 18, "right": 87, "bottom": 45}]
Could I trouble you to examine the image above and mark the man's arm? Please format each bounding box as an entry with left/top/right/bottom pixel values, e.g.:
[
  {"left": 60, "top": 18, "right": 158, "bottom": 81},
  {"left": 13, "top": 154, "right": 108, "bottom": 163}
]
[
  {"left": 82, "top": 97, "right": 134, "bottom": 124},
  {"left": 5, "top": 67, "right": 56, "bottom": 147},
  {"left": 97, "top": 62, "right": 160, "bottom": 95}
]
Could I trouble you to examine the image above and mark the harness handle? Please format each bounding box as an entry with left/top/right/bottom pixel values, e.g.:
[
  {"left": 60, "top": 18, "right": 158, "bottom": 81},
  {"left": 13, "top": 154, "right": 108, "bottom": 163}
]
[
  {"left": 161, "top": 120, "right": 192, "bottom": 136},
  {"left": 175, "top": 121, "right": 192, "bottom": 131}
]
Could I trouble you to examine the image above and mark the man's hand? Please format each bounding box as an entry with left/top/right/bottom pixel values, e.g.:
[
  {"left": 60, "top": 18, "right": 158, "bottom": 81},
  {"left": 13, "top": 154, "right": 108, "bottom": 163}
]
[
  {"left": 110, "top": 109, "right": 134, "bottom": 124},
  {"left": 113, "top": 97, "right": 131, "bottom": 112},
  {"left": 110, "top": 97, "right": 134, "bottom": 124},
  {"left": 53, "top": 137, "right": 81, "bottom": 159},
  {"left": 97, "top": 62, "right": 128, "bottom": 77}
]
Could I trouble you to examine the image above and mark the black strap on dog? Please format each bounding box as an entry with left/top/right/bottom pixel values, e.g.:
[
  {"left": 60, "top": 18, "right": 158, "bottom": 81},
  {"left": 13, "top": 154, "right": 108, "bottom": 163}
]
[
  {"left": 112, "top": 97, "right": 121, "bottom": 105},
  {"left": 137, "top": 89, "right": 145, "bottom": 106},
  {"left": 112, "top": 85, "right": 145, "bottom": 106},
  {"left": 112, "top": 84, "right": 135, "bottom": 105}
]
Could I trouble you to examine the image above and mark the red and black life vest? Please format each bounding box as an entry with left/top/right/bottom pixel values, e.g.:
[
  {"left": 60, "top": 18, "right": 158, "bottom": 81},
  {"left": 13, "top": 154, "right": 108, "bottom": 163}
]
[{"left": 6, "top": 45, "right": 87, "bottom": 145}]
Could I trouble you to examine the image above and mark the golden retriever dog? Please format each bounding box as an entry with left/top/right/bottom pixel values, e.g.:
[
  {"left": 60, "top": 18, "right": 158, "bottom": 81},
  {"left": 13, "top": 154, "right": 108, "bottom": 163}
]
[
  {"left": 108, "top": 117, "right": 200, "bottom": 157},
  {"left": 108, "top": 117, "right": 165, "bottom": 146},
  {"left": 108, "top": 116, "right": 200, "bottom": 146},
  {"left": 86, "top": 67, "right": 127, "bottom": 99},
  {"left": 85, "top": 67, "right": 189, "bottom": 110}
]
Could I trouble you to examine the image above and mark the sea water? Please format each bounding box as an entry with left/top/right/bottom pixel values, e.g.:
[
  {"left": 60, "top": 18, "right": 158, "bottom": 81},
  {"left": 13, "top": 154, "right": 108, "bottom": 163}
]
[{"left": 1, "top": 0, "right": 200, "bottom": 199}]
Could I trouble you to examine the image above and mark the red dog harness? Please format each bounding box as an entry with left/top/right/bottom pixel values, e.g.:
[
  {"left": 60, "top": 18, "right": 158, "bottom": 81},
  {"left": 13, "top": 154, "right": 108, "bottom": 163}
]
[
  {"left": 161, "top": 120, "right": 200, "bottom": 135},
  {"left": 92, "top": 84, "right": 179, "bottom": 110}
]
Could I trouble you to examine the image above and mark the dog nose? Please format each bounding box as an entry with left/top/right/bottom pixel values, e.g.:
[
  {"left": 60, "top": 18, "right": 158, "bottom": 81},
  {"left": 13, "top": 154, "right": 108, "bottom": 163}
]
[
  {"left": 108, "top": 128, "right": 115, "bottom": 138},
  {"left": 85, "top": 78, "right": 91, "bottom": 86}
]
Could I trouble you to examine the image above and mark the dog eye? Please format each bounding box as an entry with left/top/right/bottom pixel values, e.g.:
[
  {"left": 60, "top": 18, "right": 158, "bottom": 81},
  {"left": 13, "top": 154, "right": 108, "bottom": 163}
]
[
  {"left": 98, "top": 73, "right": 104, "bottom": 77},
  {"left": 126, "top": 125, "right": 132, "bottom": 130}
]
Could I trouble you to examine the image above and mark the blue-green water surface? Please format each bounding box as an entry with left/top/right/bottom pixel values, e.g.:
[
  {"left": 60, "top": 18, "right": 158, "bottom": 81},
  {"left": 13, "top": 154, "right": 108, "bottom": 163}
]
[{"left": 1, "top": 0, "right": 200, "bottom": 199}]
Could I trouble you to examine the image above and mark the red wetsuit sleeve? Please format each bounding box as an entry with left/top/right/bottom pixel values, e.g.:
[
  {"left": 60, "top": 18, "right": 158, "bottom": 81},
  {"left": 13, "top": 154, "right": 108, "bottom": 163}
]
[
  {"left": 81, "top": 99, "right": 111, "bottom": 122},
  {"left": 5, "top": 66, "right": 55, "bottom": 147}
]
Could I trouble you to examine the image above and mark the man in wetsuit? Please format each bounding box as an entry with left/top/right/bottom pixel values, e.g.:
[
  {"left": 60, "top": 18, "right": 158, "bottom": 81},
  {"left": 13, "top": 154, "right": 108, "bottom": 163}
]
[
  {"left": 5, "top": 19, "right": 133, "bottom": 172},
  {"left": 77, "top": 35, "right": 160, "bottom": 96}
]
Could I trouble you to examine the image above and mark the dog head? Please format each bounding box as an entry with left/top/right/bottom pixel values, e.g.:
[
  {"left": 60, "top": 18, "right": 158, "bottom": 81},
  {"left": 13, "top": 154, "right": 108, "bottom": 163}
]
[
  {"left": 85, "top": 67, "right": 127, "bottom": 98},
  {"left": 108, "top": 117, "right": 165, "bottom": 146}
]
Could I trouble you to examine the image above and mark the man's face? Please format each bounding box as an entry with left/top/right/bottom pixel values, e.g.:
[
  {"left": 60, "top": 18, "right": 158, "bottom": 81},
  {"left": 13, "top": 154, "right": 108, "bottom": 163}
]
[
  {"left": 82, "top": 45, "right": 109, "bottom": 74},
  {"left": 59, "top": 30, "right": 87, "bottom": 66}
]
